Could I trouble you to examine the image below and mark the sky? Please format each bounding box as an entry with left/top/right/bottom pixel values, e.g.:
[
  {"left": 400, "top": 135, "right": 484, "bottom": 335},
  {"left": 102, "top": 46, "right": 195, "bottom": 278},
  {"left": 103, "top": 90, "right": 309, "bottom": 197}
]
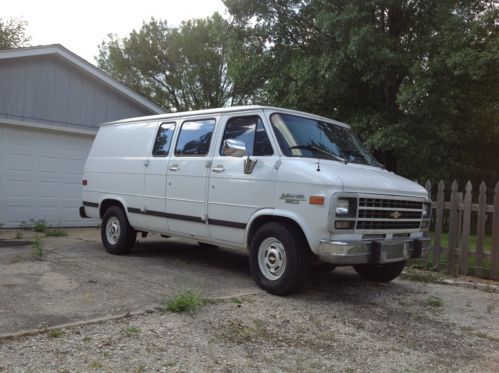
[{"left": 3, "top": 0, "right": 227, "bottom": 65}]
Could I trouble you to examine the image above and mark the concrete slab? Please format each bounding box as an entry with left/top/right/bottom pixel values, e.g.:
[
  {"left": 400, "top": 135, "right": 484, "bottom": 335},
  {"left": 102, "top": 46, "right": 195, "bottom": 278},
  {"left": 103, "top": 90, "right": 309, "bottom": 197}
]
[{"left": 0, "top": 228, "right": 258, "bottom": 336}]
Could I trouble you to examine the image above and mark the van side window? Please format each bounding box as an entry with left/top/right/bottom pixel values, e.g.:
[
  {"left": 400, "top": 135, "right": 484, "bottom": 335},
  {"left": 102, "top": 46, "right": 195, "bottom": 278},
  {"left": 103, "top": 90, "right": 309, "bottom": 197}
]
[
  {"left": 152, "top": 122, "right": 176, "bottom": 157},
  {"left": 175, "top": 119, "right": 216, "bottom": 157},
  {"left": 220, "top": 116, "right": 273, "bottom": 156}
]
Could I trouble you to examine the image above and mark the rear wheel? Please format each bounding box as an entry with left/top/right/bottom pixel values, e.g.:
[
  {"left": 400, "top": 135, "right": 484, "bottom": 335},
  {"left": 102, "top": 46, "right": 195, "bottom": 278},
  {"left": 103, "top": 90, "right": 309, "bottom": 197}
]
[
  {"left": 353, "top": 261, "right": 405, "bottom": 282},
  {"left": 101, "top": 206, "right": 136, "bottom": 255},
  {"left": 249, "top": 222, "right": 310, "bottom": 295}
]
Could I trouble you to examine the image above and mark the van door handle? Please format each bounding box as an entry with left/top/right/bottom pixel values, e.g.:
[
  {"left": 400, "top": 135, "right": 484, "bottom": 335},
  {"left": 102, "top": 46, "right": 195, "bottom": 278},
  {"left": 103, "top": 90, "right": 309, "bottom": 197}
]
[
  {"left": 211, "top": 165, "right": 225, "bottom": 173},
  {"left": 168, "top": 165, "right": 179, "bottom": 172}
]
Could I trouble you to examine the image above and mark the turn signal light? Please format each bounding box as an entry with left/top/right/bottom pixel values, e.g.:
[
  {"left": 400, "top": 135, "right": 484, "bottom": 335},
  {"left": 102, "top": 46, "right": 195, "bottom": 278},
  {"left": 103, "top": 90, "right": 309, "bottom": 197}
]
[{"left": 309, "top": 195, "right": 325, "bottom": 205}]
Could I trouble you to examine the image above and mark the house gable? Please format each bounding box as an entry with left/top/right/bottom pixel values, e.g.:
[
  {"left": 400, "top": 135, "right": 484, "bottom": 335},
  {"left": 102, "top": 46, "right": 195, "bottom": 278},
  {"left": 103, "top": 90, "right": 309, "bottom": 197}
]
[{"left": 0, "top": 45, "right": 163, "bottom": 131}]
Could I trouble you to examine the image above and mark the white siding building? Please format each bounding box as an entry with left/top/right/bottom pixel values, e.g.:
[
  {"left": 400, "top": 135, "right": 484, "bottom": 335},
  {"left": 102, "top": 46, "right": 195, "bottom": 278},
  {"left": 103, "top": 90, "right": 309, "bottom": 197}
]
[{"left": 0, "top": 44, "right": 163, "bottom": 227}]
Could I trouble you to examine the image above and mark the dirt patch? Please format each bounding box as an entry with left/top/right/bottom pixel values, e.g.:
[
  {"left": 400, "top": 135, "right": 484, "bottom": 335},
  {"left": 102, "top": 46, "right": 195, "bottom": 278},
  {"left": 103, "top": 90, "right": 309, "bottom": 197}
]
[{"left": 0, "top": 228, "right": 257, "bottom": 336}]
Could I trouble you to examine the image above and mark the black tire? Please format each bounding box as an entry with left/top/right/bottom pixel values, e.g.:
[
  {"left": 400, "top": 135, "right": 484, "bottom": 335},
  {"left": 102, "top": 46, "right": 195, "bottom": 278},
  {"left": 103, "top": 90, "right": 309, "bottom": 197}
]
[
  {"left": 249, "top": 222, "right": 310, "bottom": 296},
  {"left": 353, "top": 260, "right": 405, "bottom": 282},
  {"left": 198, "top": 242, "right": 218, "bottom": 249},
  {"left": 101, "top": 206, "right": 137, "bottom": 255}
]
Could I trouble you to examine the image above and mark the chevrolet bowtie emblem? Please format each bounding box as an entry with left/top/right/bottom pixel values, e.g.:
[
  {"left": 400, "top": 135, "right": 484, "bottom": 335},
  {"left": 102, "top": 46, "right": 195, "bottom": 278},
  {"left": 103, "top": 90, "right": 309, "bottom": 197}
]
[{"left": 390, "top": 211, "right": 401, "bottom": 219}]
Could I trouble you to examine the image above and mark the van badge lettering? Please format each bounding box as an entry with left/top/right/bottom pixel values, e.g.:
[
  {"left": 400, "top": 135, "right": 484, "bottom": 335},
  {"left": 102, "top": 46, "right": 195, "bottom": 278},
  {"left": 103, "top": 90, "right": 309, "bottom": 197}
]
[
  {"left": 280, "top": 193, "right": 306, "bottom": 204},
  {"left": 390, "top": 211, "right": 401, "bottom": 219}
]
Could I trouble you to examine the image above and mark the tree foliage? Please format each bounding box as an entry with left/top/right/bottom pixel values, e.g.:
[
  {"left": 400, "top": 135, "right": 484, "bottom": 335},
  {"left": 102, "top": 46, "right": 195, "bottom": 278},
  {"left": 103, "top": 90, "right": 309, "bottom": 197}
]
[
  {"left": 223, "top": 0, "right": 499, "bottom": 185},
  {"left": 97, "top": 14, "right": 256, "bottom": 112},
  {"left": 0, "top": 18, "right": 31, "bottom": 50}
]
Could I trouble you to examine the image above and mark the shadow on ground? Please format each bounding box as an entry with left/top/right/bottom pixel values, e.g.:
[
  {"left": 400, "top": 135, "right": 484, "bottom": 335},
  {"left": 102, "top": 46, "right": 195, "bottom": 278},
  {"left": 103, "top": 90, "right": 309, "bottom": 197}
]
[
  {"left": 0, "top": 228, "right": 414, "bottom": 336},
  {"left": 0, "top": 231, "right": 258, "bottom": 335}
]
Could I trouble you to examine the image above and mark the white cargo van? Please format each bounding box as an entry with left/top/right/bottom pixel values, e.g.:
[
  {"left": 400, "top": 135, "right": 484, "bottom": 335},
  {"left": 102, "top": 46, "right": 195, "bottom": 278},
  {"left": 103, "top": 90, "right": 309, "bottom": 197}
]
[{"left": 80, "top": 106, "right": 431, "bottom": 295}]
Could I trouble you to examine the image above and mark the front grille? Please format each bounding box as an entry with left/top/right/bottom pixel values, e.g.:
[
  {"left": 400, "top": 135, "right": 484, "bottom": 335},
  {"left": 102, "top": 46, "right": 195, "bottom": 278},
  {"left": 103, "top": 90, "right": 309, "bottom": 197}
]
[
  {"left": 354, "top": 197, "right": 423, "bottom": 231},
  {"left": 356, "top": 221, "right": 421, "bottom": 230},
  {"left": 359, "top": 198, "right": 423, "bottom": 210}
]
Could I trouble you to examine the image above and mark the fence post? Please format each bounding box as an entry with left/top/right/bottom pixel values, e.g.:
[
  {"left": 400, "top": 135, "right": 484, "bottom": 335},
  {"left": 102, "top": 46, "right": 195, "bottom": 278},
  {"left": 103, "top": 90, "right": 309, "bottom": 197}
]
[
  {"left": 457, "top": 192, "right": 463, "bottom": 248},
  {"left": 475, "top": 182, "right": 487, "bottom": 277},
  {"left": 491, "top": 182, "right": 499, "bottom": 280},
  {"left": 424, "top": 180, "right": 432, "bottom": 197},
  {"left": 423, "top": 180, "right": 432, "bottom": 265},
  {"left": 433, "top": 181, "right": 445, "bottom": 271},
  {"left": 460, "top": 181, "right": 472, "bottom": 275},
  {"left": 448, "top": 181, "right": 460, "bottom": 276}
]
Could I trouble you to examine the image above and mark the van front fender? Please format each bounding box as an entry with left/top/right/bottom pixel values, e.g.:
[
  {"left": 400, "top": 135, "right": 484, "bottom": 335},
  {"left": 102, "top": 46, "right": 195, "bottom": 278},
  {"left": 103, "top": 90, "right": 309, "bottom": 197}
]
[{"left": 245, "top": 209, "right": 317, "bottom": 253}]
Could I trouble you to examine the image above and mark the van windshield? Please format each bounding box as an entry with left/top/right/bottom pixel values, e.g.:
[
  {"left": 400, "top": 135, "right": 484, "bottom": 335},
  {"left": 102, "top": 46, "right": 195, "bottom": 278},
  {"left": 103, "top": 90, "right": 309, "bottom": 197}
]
[{"left": 270, "top": 113, "right": 380, "bottom": 167}]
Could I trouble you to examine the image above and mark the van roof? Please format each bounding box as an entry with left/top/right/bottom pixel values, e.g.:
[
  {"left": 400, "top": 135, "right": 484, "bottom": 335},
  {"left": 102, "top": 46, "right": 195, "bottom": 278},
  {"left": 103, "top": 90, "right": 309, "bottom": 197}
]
[{"left": 103, "top": 105, "right": 350, "bottom": 128}]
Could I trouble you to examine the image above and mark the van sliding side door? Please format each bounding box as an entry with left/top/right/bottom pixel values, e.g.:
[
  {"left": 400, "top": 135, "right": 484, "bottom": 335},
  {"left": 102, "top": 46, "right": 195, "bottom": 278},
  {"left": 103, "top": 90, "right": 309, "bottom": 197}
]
[{"left": 143, "top": 121, "right": 177, "bottom": 234}]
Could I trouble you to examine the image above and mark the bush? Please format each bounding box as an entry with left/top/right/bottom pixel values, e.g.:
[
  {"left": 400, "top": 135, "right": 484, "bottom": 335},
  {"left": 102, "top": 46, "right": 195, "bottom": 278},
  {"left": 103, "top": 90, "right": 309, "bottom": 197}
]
[
  {"left": 31, "top": 235, "right": 44, "bottom": 258},
  {"left": 163, "top": 291, "right": 204, "bottom": 314},
  {"left": 30, "top": 219, "right": 47, "bottom": 233},
  {"left": 47, "top": 329, "right": 64, "bottom": 338}
]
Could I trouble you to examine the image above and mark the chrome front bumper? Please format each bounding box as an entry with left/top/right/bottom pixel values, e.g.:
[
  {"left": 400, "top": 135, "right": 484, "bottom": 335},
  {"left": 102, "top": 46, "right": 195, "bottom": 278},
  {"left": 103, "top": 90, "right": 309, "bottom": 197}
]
[{"left": 318, "top": 237, "right": 431, "bottom": 265}]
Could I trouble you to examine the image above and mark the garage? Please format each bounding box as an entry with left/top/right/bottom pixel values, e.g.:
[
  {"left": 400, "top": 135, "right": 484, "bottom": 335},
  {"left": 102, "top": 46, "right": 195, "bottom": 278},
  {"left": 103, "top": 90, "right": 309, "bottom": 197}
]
[
  {"left": 0, "top": 124, "right": 96, "bottom": 227},
  {"left": 0, "top": 44, "right": 163, "bottom": 227}
]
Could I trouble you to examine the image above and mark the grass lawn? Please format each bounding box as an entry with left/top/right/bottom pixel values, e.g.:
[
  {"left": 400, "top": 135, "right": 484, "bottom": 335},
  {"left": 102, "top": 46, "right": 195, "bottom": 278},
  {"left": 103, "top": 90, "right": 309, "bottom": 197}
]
[
  {"left": 410, "top": 232, "right": 495, "bottom": 278},
  {"left": 430, "top": 232, "right": 493, "bottom": 253}
]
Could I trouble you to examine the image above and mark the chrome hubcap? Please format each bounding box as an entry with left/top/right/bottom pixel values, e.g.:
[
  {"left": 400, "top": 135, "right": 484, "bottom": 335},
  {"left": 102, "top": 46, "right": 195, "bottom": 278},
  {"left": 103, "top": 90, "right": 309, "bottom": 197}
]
[
  {"left": 258, "top": 237, "right": 287, "bottom": 280},
  {"left": 106, "top": 216, "right": 121, "bottom": 245}
]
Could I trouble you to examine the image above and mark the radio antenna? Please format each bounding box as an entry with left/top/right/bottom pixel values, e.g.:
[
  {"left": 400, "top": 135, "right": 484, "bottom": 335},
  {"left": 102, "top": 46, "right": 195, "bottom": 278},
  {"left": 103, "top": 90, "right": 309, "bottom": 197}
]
[{"left": 316, "top": 125, "right": 322, "bottom": 172}]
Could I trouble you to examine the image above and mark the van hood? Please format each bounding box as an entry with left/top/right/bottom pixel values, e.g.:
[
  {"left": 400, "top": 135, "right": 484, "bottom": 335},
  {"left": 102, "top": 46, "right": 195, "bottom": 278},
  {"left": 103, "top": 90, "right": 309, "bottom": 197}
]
[{"left": 320, "top": 162, "right": 428, "bottom": 198}]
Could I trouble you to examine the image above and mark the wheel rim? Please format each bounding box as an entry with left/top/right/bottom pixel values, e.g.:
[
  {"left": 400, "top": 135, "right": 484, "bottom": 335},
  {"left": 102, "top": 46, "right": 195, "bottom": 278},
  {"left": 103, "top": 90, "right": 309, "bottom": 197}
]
[
  {"left": 106, "top": 216, "right": 121, "bottom": 245},
  {"left": 258, "top": 237, "right": 287, "bottom": 280}
]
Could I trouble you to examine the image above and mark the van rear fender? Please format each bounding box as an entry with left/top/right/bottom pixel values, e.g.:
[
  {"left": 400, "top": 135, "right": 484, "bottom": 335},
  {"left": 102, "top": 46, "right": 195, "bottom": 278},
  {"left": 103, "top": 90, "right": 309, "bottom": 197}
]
[
  {"left": 98, "top": 196, "right": 129, "bottom": 219},
  {"left": 245, "top": 209, "right": 315, "bottom": 252}
]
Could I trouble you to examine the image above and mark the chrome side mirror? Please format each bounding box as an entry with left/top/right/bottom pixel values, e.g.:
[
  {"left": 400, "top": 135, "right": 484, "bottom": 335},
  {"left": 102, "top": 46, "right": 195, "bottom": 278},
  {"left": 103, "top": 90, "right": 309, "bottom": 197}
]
[{"left": 223, "top": 139, "right": 247, "bottom": 157}]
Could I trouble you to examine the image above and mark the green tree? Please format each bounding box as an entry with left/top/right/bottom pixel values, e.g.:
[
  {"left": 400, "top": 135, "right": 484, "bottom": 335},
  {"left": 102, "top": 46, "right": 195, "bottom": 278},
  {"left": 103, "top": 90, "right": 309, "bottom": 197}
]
[
  {"left": 224, "top": 0, "right": 499, "bottom": 185},
  {"left": 97, "top": 14, "right": 254, "bottom": 112},
  {"left": 0, "top": 18, "right": 31, "bottom": 49}
]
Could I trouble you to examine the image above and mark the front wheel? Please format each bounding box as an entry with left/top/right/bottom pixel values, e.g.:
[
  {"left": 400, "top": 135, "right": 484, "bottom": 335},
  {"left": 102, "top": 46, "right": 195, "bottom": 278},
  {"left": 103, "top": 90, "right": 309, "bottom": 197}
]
[
  {"left": 249, "top": 222, "right": 310, "bottom": 295},
  {"left": 353, "top": 261, "right": 405, "bottom": 282},
  {"left": 101, "top": 206, "right": 137, "bottom": 255}
]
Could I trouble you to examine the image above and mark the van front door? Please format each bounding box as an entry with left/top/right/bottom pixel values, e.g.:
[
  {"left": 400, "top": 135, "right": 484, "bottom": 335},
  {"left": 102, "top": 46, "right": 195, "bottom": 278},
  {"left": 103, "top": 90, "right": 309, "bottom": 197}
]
[
  {"left": 165, "top": 117, "right": 218, "bottom": 238},
  {"left": 208, "top": 114, "right": 277, "bottom": 244}
]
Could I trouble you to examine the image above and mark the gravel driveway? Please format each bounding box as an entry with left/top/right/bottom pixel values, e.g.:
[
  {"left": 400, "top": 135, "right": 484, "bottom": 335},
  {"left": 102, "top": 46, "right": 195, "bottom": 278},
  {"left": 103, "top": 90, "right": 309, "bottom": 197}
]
[{"left": 0, "top": 229, "right": 498, "bottom": 372}]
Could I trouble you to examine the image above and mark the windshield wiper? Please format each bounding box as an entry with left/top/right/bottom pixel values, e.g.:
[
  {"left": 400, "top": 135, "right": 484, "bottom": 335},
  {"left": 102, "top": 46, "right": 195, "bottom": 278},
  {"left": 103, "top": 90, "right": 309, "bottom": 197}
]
[
  {"left": 374, "top": 160, "right": 386, "bottom": 170},
  {"left": 289, "top": 145, "right": 347, "bottom": 164},
  {"left": 342, "top": 149, "right": 385, "bottom": 169}
]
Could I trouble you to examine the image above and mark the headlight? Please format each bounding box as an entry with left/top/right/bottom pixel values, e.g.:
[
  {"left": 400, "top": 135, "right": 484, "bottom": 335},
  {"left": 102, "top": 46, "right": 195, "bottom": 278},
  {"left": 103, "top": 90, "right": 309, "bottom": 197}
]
[
  {"left": 422, "top": 202, "right": 432, "bottom": 219},
  {"left": 335, "top": 198, "right": 356, "bottom": 217}
]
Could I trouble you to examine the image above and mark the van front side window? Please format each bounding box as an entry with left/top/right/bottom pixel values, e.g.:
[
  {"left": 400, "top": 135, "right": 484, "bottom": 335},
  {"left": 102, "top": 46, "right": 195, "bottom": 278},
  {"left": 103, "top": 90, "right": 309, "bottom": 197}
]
[
  {"left": 175, "top": 119, "right": 216, "bottom": 157},
  {"left": 221, "top": 116, "right": 273, "bottom": 156},
  {"left": 152, "top": 122, "right": 176, "bottom": 157}
]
